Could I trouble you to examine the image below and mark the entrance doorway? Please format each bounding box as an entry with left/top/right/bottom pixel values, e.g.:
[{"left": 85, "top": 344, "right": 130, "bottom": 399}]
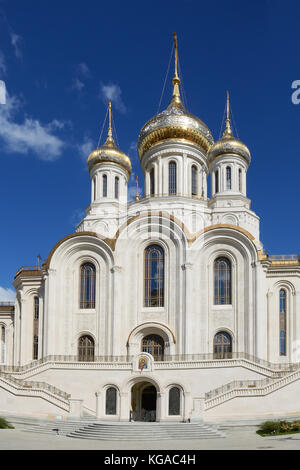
[{"left": 131, "top": 382, "right": 157, "bottom": 422}]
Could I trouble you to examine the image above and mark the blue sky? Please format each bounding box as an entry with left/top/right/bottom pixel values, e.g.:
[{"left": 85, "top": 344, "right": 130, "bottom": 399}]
[{"left": 0, "top": 0, "right": 300, "bottom": 299}]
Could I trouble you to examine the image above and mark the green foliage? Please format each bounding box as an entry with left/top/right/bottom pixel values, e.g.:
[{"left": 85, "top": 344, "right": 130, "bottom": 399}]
[
  {"left": 0, "top": 417, "right": 14, "bottom": 429},
  {"left": 257, "top": 419, "right": 300, "bottom": 436}
]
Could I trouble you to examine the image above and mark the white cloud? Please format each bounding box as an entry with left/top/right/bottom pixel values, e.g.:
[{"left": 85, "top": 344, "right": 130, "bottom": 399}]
[
  {"left": 0, "top": 91, "right": 65, "bottom": 160},
  {"left": 70, "top": 208, "right": 85, "bottom": 227},
  {"left": 71, "top": 78, "right": 85, "bottom": 92},
  {"left": 100, "top": 83, "right": 126, "bottom": 114},
  {"left": 10, "top": 32, "right": 22, "bottom": 59},
  {"left": 77, "top": 62, "right": 91, "bottom": 78},
  {"left": 0, "top": 286, "right": 15, "bottom": 302},
  {"left": 77, "top": 135, "right": 95, "bottom": 161}
]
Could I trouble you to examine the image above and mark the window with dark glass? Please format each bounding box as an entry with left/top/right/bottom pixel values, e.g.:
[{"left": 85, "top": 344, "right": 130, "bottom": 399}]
[
  {"left": 93, "top": 177, "right": 97, "bottom": 201},
  {"left": 80, "top": 263, "right": 96, "bottom": 309},
  {"left": 192, "top": 165, "right": 197, "bottom": 196},
  {"left": 226, "top": 166, "right": 231, "bottom": 190},
  {"left": 213, "top": 332, "right": 232, "bottom": 359},
  {"left": 144, "top": 245, "right": 164, "bottom": 307},
  {"left": 142, "top": 334, "right": 164, "bottom": 361},
  {"left": 115, "top": 176, "right": 119, "bottom": 199},
  {"left": 78, "top": 335, "right": 95, "bottom": 362},
  {"left": 1, "top": 326, "right": 5, "bottom": 363},
  {"left": 169, "top": 161, "right": 177, "bottom": 195},
  {"left": 33, "top": 296, "right": 39, "bottom": 360},
  {"left": 106, "top": 387, "right": 117, "bottom": 415},
  {"left": 238, "top": 168, "right": 242, "bottom": 192},
  {"left": 150, "top": 168, "right": 155, "bottom": 196},
  {"left": 168, "top": 387, "right": 181, "bottom": 415},
  {"left": 214, "top": 257, "right": 231, "bottom": 304},
  {"left": 103, "top": 174, "right": 107, "bottom": 197},
  {"left": 280, "top": 289, "right": 287, "bottom": 356},
  {"left": 215, "top": 170, "right": 219, "bottom": 193}
]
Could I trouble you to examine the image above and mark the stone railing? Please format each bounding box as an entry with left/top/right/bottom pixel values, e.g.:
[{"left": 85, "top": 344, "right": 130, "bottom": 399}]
[
  {"left": 204, "top": 368, "right": 300, "bottom": 410},
  {"left": 0, "top": 355, "right": 133, "bottom": 373},
  {"left": 0, "top": 373, "right": 70, "bottom": 401},
  {"left": 0, "top": 352, "right": 298, "bottom": 374}
]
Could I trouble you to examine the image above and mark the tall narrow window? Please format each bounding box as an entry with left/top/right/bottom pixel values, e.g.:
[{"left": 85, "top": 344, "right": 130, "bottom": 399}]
[
  {"left": 1, "top": 326, "right": 5, "bottom": 363},
  {"left": 213, "top": 332, "right": 232, "bottom": 359},
  {"left": 33, "top": 296, "right": 39, "bottom": 360},
  {"left": 106, "top": 387, "right": 117, "bottom": 415},
  {"left": 93, "top": 177, "right": 97, "bottom": 201},
  {"left": 144, "top": 245, "right": 164, "bottom": 307},
  {"left": 238, "top": 168, "right": 242, "bottom": 192},
  {"left": 169, "top": 161, "right": 177, "bottom": 195},
  {"left": 115, "top": 176, "right": 119, "bottom": 199},
  {"left": 280, "top": 289, "right": 287, "bottom": 356},
  {"left": 103, "top": 174, "right": 107, "bottom": 197},
  {"left": 226, "top": 166, "right": 231, "bottom": 190},
  {"left": 150, "top": 168, "right": 155, "bottom": 196},
  {"left": 169, "top": 387, "right": 181, "bottom": 415},
  {"left": 214, "top": 257, "right": 231, "bottom": 304},
  {"left": 78, "top": 335, "right": 95, "bottom": 361},
  {"left": 80, "top": 263, "right": 96, "bottom": 309},
  {"left": 191, "top": 165, "right": 197, "bottom": 196},
  {"left": 142, "top": 334, "right": 164, "bottom": 361},
  {"left": 215, "top": 170, "right": 219, "bottom": 194}
]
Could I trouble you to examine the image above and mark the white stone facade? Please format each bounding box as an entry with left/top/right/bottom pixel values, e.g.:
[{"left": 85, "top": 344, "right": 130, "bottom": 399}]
[{"left": 1, "top": 84, "right": 300, "bottom": 423}]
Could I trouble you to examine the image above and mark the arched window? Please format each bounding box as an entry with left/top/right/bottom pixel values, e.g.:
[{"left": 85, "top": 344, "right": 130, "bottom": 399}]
[
  {"left": 93, "top": 177, "right": 97, "bottom": 201},
  {"left": 169, "top": 161, "right": 177, "bottom": 195},
  {"left": 280, "top": 289, "right": 287, "bottom": 356},
  {"left": 142, "top": 334, "right": 164, "bottom": 361},
  {"left": 114, "top": 176, "right": 119, "bottom": 199},
  {"left": 33, "top": 296, "right": 39, "bottom": 360},
  {"left": 78, "top": 335, "right": 95, "bottom": 362},
  {"left": 144, "top": 245, "right": 164, "bottom": 307},
  {"left": 1, "top": 325, "right": 5, "bottom": 363},
  {"left": 226, "top": 166, "right": 231, "bottom": 190},
  {"left": 80, "top": 263, "right": 96, "bottom": 309},
  {"left": 214, "top": 257, "right": 231, "bottom": 304},
  {"left": 191, "top": 165, "right": 197, "bottom": 196},
  {"left": 150, "top": 168, "right": 155, "bottom": 196},
  {"left": 168, "top": 387, "right": 181, "bottom": 415},
  {"left": 103, "top": 174, "right": 107, "bottom": 197},
  {"left": 215, "top": 170, "right": 219, "bottom": 193},
  {"left": 106, "top": 387, "right": 117, "bottom": 415},
  {"left": 238, "top": 168, "right": 242, "bottom": 192},
  {"left": 213, "top": 331, "right": 232, "bottom": 359}
]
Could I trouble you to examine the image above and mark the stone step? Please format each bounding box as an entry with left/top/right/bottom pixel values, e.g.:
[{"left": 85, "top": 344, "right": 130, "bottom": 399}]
[{"left": 67, "top": 423, "right": 225, "bottom": 440}]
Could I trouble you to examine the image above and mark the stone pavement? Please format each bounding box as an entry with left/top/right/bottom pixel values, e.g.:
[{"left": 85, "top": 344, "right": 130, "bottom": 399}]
[{"left": 1, "top": 426, "right": 300, "bottom": 450}]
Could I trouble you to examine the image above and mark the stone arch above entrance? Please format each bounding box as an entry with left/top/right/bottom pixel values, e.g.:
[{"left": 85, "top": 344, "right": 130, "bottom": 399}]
[{"left": 127, "top": 322, "right": 176, "bottom": 358}]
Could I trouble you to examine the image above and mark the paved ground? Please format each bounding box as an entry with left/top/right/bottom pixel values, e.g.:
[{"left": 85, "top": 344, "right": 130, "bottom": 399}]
[{"left": 1, "top": 426, "right": 300, "bottom": 450}]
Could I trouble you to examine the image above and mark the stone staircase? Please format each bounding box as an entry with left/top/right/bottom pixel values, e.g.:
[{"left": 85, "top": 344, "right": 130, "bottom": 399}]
[
  {"left": 7, "top": 415, "right": 225, "bottom": 440},
  {"left": 5, "top": 415, "right": 96, "bottom": 436},
  {"left": 67, "top": 422, "right": 225, "bottom": 440}
]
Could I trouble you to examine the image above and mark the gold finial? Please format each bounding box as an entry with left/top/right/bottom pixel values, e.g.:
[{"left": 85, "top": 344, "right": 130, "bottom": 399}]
[
  {"left": 105, "top": 100, "right": 114, "bottom": 144},
  {"left": 224, "top": 90, "right": 233, "bottom": 136},
  {"left": 172, "top": 32, "right": 181, "bottom": 103},
  {"left": 136, "top": 174, "right": 139, "bottom": 201}
]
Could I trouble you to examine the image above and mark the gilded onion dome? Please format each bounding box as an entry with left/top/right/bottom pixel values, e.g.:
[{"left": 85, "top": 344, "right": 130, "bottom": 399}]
[
  {"left": 208, "top": 92, "right": 251, "bottom": 165},
  {"left": 138, "top": 34, "right": 214, "bottom": 160},
  {"left": 88, "top": 101, "right": 132, "bottom": 176}
]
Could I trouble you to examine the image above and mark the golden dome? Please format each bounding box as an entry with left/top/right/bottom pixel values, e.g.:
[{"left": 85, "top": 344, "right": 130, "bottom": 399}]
[
  {"left": 138, "top": 33, "right": 214, "bottom": 160},
  {"left": 88, "top": 101, "right": 132, "bottom": 176},
  {"left": 208, "top": 92, "right": 251, "bottom": 165}
]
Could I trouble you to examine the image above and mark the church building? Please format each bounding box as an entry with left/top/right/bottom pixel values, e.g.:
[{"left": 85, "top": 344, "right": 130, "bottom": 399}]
[{"left": 1, "top": 35, "right": 300, "bottom": 423}]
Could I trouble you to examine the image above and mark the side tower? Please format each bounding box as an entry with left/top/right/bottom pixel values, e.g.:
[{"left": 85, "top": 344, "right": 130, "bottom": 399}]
[
  {"left": 78, "top": 101, "right": 132, "bottom": 236},
  {"left": 208, "top": 93, "right": 260, "bottom": 240}
]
